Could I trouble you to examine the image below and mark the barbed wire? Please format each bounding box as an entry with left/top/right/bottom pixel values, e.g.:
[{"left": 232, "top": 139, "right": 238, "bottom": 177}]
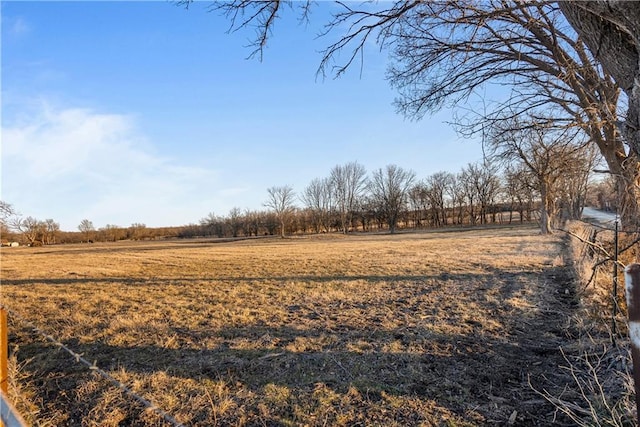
[
  {"left": 577, "top": 218, "right": 640, "bottom": 234},
  {"left": 1, "top": 305, "right": 185, "bottom": 427}
]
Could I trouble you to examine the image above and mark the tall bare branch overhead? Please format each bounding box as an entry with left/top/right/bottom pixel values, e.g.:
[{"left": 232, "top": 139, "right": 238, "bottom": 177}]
[{"left": 184, "top": 0, "right": 640, "bottom": 227}]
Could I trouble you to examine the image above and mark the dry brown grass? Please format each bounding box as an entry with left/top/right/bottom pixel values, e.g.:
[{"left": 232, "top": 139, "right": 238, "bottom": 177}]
[
  {"left": 1, "top": 226, "right": 583, "bottom": 426},
  {"left": 549, "top": 221, "right": 637, "bottom": 426}
]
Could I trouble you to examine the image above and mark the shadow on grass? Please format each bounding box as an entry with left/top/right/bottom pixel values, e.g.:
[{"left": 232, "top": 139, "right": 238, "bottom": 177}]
[
  {"left": 10, "top": 266, "right": 581, "bottom": 426},
  {"left": 0, "top": 265, "right": 571, "bottom": 289},
  {"left": 2, "top": 273, "right": 467, "bottom": 286}
]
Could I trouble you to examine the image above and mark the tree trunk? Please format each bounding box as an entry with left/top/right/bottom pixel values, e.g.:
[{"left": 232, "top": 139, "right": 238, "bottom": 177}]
[
  {"left": 387, "top": 210, "right": 396, "bottom": 233},
  {"left": 539, "top": 184, "right": 554, "bottom": 235},
  {"left": 559, "top": 1, "right": 640, "bottom": 229},
  {"left": 619, "top": 152, "right": 640, "bottom": 228}
]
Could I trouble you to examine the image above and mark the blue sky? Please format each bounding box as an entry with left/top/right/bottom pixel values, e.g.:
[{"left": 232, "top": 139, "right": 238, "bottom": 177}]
[{"left": 1, "top": 1, "right": 485, "bottom": 231}]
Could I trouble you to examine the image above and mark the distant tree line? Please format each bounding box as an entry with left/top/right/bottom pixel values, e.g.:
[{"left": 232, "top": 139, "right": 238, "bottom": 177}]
[
  {"left": 190, "top": 148, "right": 604, "bottom": 238},
  {"left": 180, "top": 0, "right": 639, "bottom": 230},
  {"left": 0, "top": 208, "right": 184, "bottom": 245},
  {"left": 1, "top": 136, "right": 616, "bottom": 245}
]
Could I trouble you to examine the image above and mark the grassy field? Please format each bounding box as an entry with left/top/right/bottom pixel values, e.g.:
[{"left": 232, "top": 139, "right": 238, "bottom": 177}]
[{"left": 1, "top": 226, "right": 584, "bottom": 426}]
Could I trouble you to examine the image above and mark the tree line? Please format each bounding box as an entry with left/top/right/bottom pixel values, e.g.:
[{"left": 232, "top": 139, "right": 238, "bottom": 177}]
[
  {"left": 173, "top": 156, "right": 612, "bottom": 239},
  {"left": 0, "top": 206, "right": 186, "bottom": 245},
  {"left": 191, "top": 114, "right": 613, "bottom": 239},
  {"left": 5, "top": 1, "right": 639, "bottom": 244},
  {"left": 0, "top": 118, "right": 618, "bottom": 245},
  {"left": 177, "top": 0, "right": 639, "bottom": 231}
]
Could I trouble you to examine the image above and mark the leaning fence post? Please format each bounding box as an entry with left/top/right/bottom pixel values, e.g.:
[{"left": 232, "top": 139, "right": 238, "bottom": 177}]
[{"left": 624, "top": 263, "right": 640, "bottom": 423}]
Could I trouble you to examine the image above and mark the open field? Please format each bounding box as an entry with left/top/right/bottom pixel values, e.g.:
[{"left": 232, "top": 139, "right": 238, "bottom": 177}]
[{"left": 1, "top": 226, "right": 583, "bottom": 426}]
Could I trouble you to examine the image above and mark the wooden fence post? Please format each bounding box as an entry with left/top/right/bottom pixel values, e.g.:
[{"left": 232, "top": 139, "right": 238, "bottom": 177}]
[{"left": 624, "top": 263, "right": 640, "bottom": 424}]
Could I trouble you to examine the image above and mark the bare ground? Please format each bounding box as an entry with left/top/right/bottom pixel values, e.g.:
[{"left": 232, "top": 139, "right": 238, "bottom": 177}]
[{"left": 0, "top": 226, "right": 593, "bottom": 426}]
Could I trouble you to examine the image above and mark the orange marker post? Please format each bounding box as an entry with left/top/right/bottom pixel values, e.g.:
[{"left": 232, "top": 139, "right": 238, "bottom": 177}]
[
  {"left": 0, "top": 307, "right": 7, "bottom": 396},
  {"left": 0, "top": 306, "right": 7, "bottom": 427}
]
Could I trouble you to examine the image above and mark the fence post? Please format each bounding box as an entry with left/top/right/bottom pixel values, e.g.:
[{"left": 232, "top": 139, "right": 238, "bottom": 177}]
[
  {"left": 1, "top": 306, "right": 7, "bottom": 427},
  {"left": 612, "top": 219, "right": 619, "bottom": 342},
  {"left": 0, "top": 307, "right": 7, "bottom": 396},
  {"left": 624, "top": 263, "right": 640, "bottom": 424}
]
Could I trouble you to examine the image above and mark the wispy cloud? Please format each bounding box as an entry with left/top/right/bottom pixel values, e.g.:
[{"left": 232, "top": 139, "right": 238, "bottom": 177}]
[
  {"left": 3, "top": 16, "right": 31, "bottom": 37},
  {"left": 1, "top": 101, "right": 224, "bottom": 230}
]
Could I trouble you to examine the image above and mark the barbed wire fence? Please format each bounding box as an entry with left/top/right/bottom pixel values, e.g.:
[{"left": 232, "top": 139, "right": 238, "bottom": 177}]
[
  {"left": 560, "top": 213, "right": 640, "bottom": 344},
  {"left": 0, "top": 305, "right": 185, "bottom": 427}
]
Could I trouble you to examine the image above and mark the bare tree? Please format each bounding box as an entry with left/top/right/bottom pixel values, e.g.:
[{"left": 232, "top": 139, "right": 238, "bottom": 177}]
[
  {"left": 264, "top": 185, "right": 296, "bottom": 237},
  {"left": 78, "top": 219, "right": 95, "bottom": 243},
  {"left": 356, "top": 196, "right": 378, "bottom": 232},
  {"left": 329, "top": 162, "right": 367, "bottom": 234},
  {"left": 0, "top": 201, "right": 16, "bottom": 225},
  {"left": 43, "top": 219, "right": 60, "bottom": 245},
  {"left": 200, "top": 212, "right": 224, "bottom": 237},
  {"left": 191, "top": 1, "right": 638, "bottom": 228},
  {"left": 460, "top": 164, "right": 482, "bottom": 226},
  {"left": 0, "top": 201, "right": 18, "bottom": 238},
  {"left": 16, "top": 216, "right": 44, "bottom": 245},
  {"left": 473, "top": 165, "right": 501, "bottom": 225},
  {"left": 587, "top": 176, "right": 618, "bottom": 213},
  {"left": 557, "top": 145, "right": 599, "bottom": 221},
  {"left": 382, "top": 1, "right": 631, "bottom": 225},
  {"left": 559, "top": 2, "right": 640, "bottom": 226},
  {"left": 447, "top": 174, "right": 467, "bottom": 226},
  {"left": 128, "top": 223, "right": 148, "bottom": 240},
  {"left": 425, "top": 171, "right": 454, "bottom": 227},
  {"left": 488, "top": 120, "right": 594, "bottom": 234},
  {"left": 227, "top": 207, "right": 243, "bottom": 237},
  {"left": 301, "top": 177, "right": 334, "bottom": 233},
  {"left": 101, "top": 224, "right": 123, "bottom": 242},
  {"left": 262, "top": 210, "right": 280, "bottom": 236},
  {"left": 503, "top": 165, "right": 536, "bottom": 224},
  {"left": 242, "top": 209, "right": 261, "bottom": 237},
  {"left": 205, "top": 0, "right": 315, "bottom": 61},
  {"left": 407, "top": 181, "right": 429, "bottom": 228},
  {"left": 368, "top": 164, "right": 416, "bottom": 233}
]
